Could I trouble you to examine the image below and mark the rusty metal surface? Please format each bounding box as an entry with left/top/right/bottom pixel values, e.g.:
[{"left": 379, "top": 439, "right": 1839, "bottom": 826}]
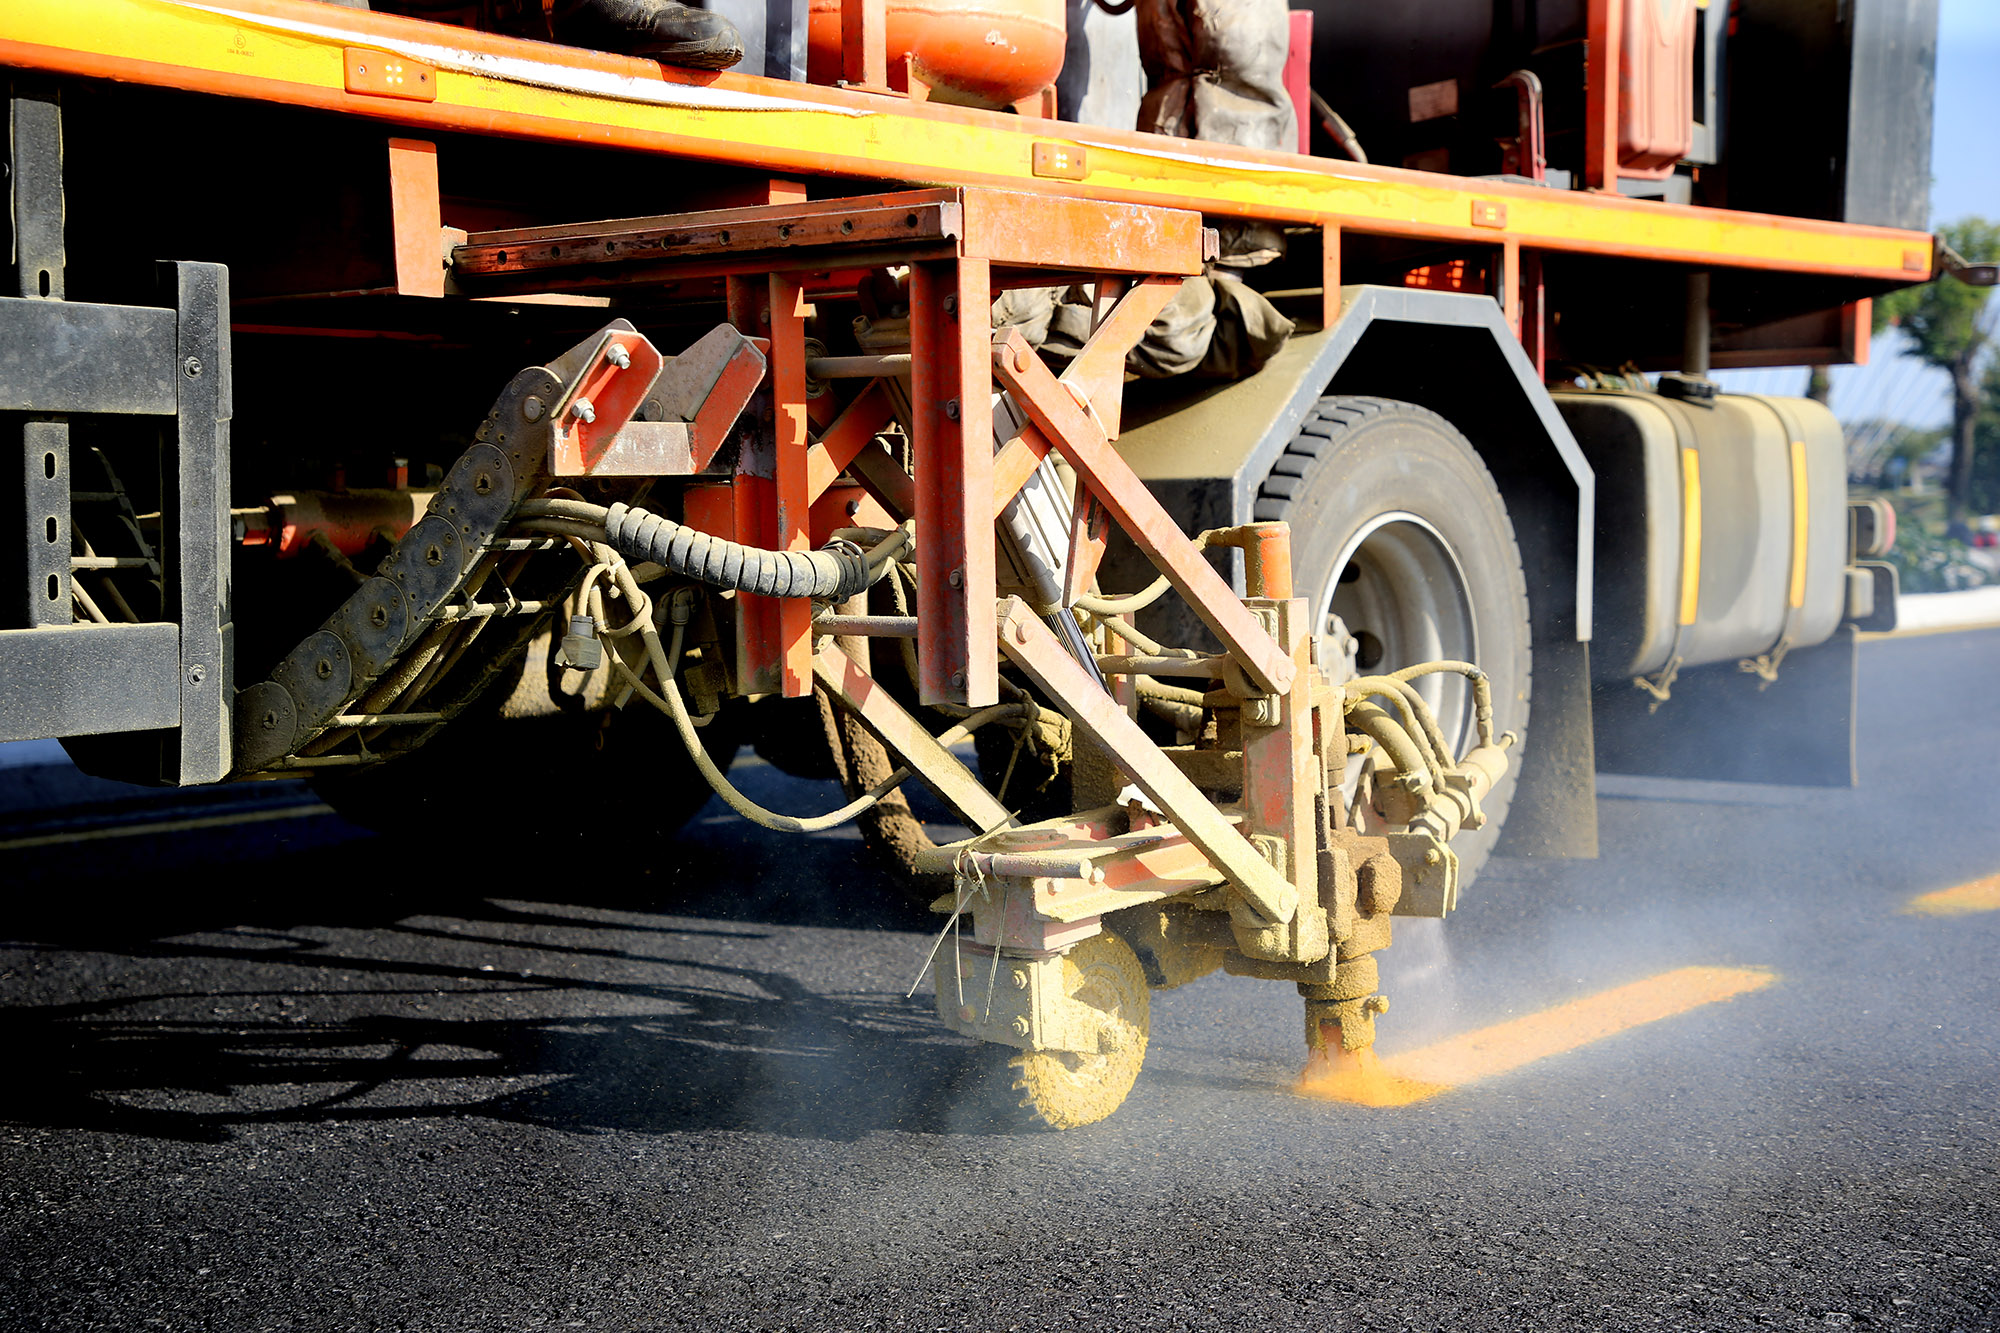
[
  {"left": 909, "top": 258, "right": 997, "bottom": 708},
  {"left": 993, "top": 329, "right": 1294, "bottom": 697},
  {"left": 810, "top": 643, "right": 1012, "bottom": 834},
  {"left": 994, "top": 597, "right": 1297, "bottom": 927},
  {"left": 453, "top": 190, "right": 966, "bottom": 281}
]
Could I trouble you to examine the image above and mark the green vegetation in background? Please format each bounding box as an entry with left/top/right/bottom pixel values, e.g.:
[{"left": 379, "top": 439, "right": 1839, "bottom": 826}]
[{"left": 1875, "top": 217, "right": 2000, "bottom": 523}]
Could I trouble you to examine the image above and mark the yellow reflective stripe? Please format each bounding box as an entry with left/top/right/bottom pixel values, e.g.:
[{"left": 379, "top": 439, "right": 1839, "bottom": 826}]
[
  {"left": 0, "top": 0, "right": 1932, "bottom": 282},
  {"left": 1679, "top": 447, "right": 1702, "bottom": 627},
  {"left": 1788, "top": 440, "right": 1809, "bottom": 610}
]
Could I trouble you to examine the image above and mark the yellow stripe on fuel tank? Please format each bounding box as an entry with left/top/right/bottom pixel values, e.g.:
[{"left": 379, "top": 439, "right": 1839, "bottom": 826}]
[
  {"left": 1679, "top": 447, "right": 1702, "bottom": 626},
  {"left": 1788, "top": 440, "right": 1809, "bottom": 610}
]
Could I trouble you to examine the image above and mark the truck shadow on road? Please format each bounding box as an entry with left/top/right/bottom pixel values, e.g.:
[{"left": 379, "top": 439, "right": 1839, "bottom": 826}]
[{"left": 1, "top": 805, "right": 1036, "bottom": 1145}]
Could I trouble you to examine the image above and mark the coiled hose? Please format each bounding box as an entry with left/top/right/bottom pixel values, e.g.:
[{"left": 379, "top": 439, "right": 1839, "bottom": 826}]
[{"left": 603, "top": 500, "right": 874, "bottom": 601}]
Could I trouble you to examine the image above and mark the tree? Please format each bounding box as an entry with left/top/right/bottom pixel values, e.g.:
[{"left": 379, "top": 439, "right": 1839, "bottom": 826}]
[
  {"left": 1876, "top": 217, "right": 2000, "bottom": 523},
  {"left": 1969, "top": 353, "right": 2000, "bottom": 516}
]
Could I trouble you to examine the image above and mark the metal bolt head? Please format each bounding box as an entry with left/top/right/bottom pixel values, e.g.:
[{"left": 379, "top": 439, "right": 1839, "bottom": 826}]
[
  {"left": 944, "top": 399, "right": 960, "bottom": 421},
  {"left": 946, "top": 567, "right": 964, "bottom": 589},
  {"left": 605, "top": 343, "right": 631, "bottom": 369},
  {"left": 523, "top": 395, "right": 545, "bottom": 422},
  {"left": 186, "top": 664, "right": 206, "bottom": 684},
  {"left": 950, "top": 670, "right": 967, "bottom": 690},
  {"left": 1010, "top": 1016, "right": 1031, "bottom": 1037},
  {"left": 1010, "top": 968, "right": 1029, "bottom": 991},
  {"left": 942, "top": 294, "right": 958, "bottom": 316},
  {"left": 182, "top": 356, "right": 203, "bottom": 379},
  {"left": 571, "top": 398, "right": 597, "bottom": 424},
  {"left": 1423, "top": 847, "right": 1442, "bottom": 865}
]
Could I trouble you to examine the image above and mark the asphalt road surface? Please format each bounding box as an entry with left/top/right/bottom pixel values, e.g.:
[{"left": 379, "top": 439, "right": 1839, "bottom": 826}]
[{"left": 3, "top": 630, "right": 1998, "bottom": 1332}]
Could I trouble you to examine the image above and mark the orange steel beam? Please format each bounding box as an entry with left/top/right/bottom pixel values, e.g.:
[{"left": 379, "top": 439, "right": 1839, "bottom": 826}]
[
  {"left": 1585, "top": 0, "right": 1621, "bottom": 192},
  {"left": 910, "top": 257, "right": 996, "bottom": 708},
  {"left": 839, "top": 0, "right": 890, "bottom": 93},
  {"left": 812, "top": 643, "right": 1013, "bottom": 833},
  {"left": 993, "top": 329, "right": 1294, "bottom": 698},
  {"left": 804, "top": 378, "right": 893, "bottom": 502},
  {"left": 769, "top": 272, "right": 813, "bottom": 696},
  {"left": 725, "top": 273, "right": 781, "bottom": 695},
  {"left": 386, "top": 137, "right": 442, "bottom": 298},
  {"left": 988, "top": 425, "right": 1051, "bottom": 523},
  {"left": 0, "top": 0, "right": 1933, "bottom": 284},
  {"left": 995, "top": 598, "right": 1297, "bottom": 926},
  {"left": 1057, "top": 275, "right": 1183, "bottom": 441}
]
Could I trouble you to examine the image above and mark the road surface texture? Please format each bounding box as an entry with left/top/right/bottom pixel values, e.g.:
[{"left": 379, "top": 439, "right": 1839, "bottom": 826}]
[{"left": 3, "top": 630, "right": 1997, "bottom": 1332}]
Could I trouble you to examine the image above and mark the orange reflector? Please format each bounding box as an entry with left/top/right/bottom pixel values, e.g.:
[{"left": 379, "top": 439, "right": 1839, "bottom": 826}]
[
  {"left": 1298, "top": 965, "right": 1776, "bottom": 1107},
  {"left": 1905, "top": 874, "right": 2000, "bottom": 917}
]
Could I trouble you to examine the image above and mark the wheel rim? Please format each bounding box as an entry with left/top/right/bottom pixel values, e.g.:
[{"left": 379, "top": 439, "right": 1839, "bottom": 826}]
[{"left": 1317, "top": 511, "right": 1479, "bottom": 756}]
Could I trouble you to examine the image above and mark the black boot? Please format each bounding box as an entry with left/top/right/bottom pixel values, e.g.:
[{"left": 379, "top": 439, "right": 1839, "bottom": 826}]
[{"left": 551, "top": 0, "right": 744, "bottom": 70}]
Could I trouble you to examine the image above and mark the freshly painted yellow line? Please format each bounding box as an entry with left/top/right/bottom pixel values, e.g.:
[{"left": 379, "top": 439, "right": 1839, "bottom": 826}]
[
  {"left": 1299, "top": 965, "right": 1776, "bottom": 1107},
  {"left": 0, "top": 801, "right": 334, "bottom": 852},
  {"left": 1904, "top": 874, "right": 2000, "bottom": 917}
]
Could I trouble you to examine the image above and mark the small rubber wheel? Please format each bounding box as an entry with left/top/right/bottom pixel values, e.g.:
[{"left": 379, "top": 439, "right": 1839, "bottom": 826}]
[
  {"left": 1005, "top": 931, "right": 1150, "bottom": 1130},
  {"left": 1254, "top": 396, "right": 1531, "bottom": 889}
]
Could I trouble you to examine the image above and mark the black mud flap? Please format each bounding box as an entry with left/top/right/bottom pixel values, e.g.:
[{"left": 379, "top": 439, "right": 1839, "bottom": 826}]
[{"left": 1591, "top": 627, "right": 1859, "bottom": 788}]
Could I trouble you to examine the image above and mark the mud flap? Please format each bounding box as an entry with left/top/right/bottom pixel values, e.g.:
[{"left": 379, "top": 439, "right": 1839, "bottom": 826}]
[{"left": 1591, "top": 626, "right": 1858, "bottom": 788}]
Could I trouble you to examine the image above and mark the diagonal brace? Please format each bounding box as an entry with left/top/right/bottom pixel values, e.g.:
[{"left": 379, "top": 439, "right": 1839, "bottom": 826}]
[
  {"left": 995, "top": 598, "right": 1296, "bottom": 926},
  {"left": 993, "top": 329, "right": 1294, "bottom": 697},
  {"left": 812, "top": 643, "right": 1015, "bottom": 835}
]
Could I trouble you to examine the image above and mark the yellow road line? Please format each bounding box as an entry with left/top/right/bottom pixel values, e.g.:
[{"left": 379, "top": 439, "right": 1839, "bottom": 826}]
[
  {"left": 1299, "top": 965, "right": 1776, "bottom": 1107},
  {"left": 0, "top": 801, "right": 335, "bottom": 852},
  {"left": 1904, "top": 874, "right": 2000, "bottom": 917}
]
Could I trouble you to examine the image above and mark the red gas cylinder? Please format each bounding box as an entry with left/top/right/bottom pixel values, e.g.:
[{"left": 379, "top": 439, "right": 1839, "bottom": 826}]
[{"left": 806, "top": 0, "right": 1066, "bottom": 109}]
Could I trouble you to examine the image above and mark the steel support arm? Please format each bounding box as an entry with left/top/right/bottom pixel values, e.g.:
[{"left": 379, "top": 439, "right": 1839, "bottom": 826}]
[
  {"left": 995, "top": 597, "right": 1296, "bottom": 926},
  {"left": 992, "top": 330, "right": 1294, "bottom": 697}
]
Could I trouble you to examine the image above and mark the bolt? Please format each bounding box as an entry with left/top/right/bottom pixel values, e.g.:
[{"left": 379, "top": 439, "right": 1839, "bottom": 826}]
[
  {"left": 845, "top": 499, "right": 862, "bottom": 517},
  {"left": 571, "top": 398, "right": 597, "bottom": 424},
  {"left": 1011, "top": 968, "right": 1029, "bottom": 991},
  {"left": 186, "top": 664, "right": 206, "bottom": 684},
  {"left": 523, "top": 396, "right": 545, "bottom": 422},
  {"left": 605, "top": 343, "right": 631, "bottom": 369},
  {"left": 473, "top": 471, "right": 494, "bottom": 496},
  {"left": 942, "top": 294, "right": 958, "bottom": 316},
  {"left": 950, "top": 670, "right": 967, "bottom": 690},
  {"left": 947, "top": 567, "right": 964, "bottom": 589},
  {"left": 944, "top": 399, "right": 960, "bottom": 421},
  {"left": 314, "top": 658, "right": 334, "bottom": 680},
  {"left": 182, "top": 355, "right": 203, "bottom": 379},
  {"left": 369, "top": 605, "right": 390, "bottom": 629},
  {"left": 1010, "top": 1016, "right": 1031, "bottom": 1037},
  {"left": 1424, "top": 847, "right": 1442, "bottom": 866},
  {"left": 425, "top": 544, "right": 444, "bottom": 567}
]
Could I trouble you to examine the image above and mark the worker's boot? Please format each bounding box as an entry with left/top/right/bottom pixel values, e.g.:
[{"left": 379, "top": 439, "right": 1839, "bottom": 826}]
[{"left": 551, "top": 0, "right": 744, "bottom": 70}]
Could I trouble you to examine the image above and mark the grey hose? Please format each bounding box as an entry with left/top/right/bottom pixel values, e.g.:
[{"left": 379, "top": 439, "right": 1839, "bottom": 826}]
[{"left": 604, "top": 501, "right": 874, "bottom": 601}]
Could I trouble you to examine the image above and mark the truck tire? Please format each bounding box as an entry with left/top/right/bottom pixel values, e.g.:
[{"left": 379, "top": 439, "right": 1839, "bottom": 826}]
[{"left": 1254, "top": 396, "right": 1531, "bottom": 890}]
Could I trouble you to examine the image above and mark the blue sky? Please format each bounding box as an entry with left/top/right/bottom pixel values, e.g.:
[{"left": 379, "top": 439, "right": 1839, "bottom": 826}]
[{"left": 1716, "top": 0, "right": 2000, "bottom": 427}]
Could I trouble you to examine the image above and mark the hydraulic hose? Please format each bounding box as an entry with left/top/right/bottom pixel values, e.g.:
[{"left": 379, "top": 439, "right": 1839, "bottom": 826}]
[{"left": 604, "top": 500, "right": 874, "bottom": 601}]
